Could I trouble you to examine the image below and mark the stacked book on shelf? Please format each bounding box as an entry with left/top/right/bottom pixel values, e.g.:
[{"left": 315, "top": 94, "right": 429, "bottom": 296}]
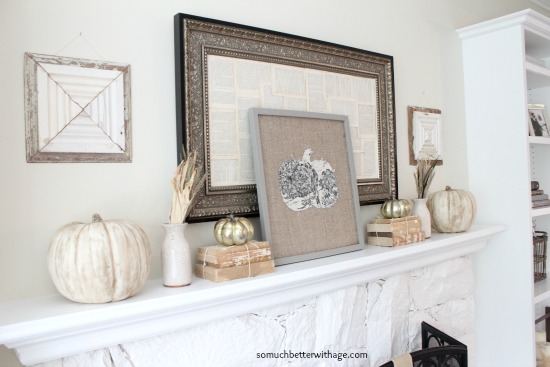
[
  {"left": 195, "top": 240, "right": 275, "bottom": 282},
  {"left": 366, "top": 216, "right": 425, "bottom": 247},
  {"left": 532, "top": 181, "right": 550, "bottom": 209}
]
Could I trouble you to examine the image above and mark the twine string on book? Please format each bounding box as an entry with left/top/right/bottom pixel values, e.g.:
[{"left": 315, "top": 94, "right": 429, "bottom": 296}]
[
  {"left": 201, "top": 242, "right": 261, "bottom": 279},
  {"left": 244, "top": 242, "right": 260, "bottom": 277},
  {"left": 202, "top": 246, "right": 210, "bottom": 275}
]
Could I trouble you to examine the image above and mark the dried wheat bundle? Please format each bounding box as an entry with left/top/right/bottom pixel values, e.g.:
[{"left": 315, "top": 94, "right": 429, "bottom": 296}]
[
  {"left": 169, "top": 151, "right": 206, "bottom": 224},
  {"left": 414, "top": 158, "right": 438, "bottom": 199}
]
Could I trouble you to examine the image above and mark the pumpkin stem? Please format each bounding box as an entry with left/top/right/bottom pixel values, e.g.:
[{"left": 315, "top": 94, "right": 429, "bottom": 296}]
[
  {"left": 92, "top": 214, "right": 103, "bottom": 223},
  {"left": 445, "top": 186, "right": 452, "bottom": 191}
]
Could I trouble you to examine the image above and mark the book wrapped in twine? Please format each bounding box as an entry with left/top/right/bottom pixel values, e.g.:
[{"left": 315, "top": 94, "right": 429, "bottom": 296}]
[
  {"left": 367, "top": 216, "right": 425, "bottom": 246},
  {"left": 195, "top": 241, "right": 275, "bottom": 282}
]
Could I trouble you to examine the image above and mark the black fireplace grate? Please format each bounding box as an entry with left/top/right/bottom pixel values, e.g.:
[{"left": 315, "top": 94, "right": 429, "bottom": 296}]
[{"left": 379, "top": 322, "right": 467, "bottom": 367}]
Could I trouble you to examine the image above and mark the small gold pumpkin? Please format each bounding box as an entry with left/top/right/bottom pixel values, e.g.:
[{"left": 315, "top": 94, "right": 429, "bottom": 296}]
[
  {"left": 214, "top": 215, "right": 254, "bottom": 246},
  {"left": 380, "top": 198, "right": 412, "bottom": 219}
]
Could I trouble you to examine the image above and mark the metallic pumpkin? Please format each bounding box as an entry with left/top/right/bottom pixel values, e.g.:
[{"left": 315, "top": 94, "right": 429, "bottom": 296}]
[
  {"left": 380, "top": 198, "right": 412, "bottom": 219},
  {"left": 213, "top": 215, "right": 254, "bottom": 246}
]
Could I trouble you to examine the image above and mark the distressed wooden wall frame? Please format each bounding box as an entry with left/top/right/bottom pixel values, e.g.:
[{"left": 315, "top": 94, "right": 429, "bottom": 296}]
[
  {"left": 24, "top": 53, "right": 132, "bottom": 163},
  {"left": 174, "top": 13, "right": 397, "bottom": 221},
  {"left": 408, "top": 106, "right": 443, "bottom": 165}
]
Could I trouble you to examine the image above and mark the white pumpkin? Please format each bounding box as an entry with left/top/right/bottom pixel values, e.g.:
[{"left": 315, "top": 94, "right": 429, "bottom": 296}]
[
  {"left": 427, "top": 186, "right": 477, "bottom": 233},
  {"left": 47, "top": 214, "right": 151, "bottom": 303}
]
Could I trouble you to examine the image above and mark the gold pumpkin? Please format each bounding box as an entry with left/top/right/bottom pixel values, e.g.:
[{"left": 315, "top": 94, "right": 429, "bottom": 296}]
[
  {"left": 214, "top": 215, "right": 254, "bottom": 246},
  {"left": 380, "top": 198, "right": 412, "bottom": 219},
  {"left": 47, "top": 214, "right": 151, "bottom": 303},
  {"left": 427, "top": 186, "right": 477, "bottom": 233}
]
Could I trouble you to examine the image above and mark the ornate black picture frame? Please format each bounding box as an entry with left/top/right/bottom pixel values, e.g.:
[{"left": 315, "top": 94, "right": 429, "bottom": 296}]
[{"left": 174, "top": 13, "right": 397, "bottom": 222}]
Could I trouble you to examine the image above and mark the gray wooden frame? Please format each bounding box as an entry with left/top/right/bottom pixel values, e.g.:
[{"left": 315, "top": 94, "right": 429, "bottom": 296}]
[
  {"left": 24, "top": 53, "right": 132, "bottom": 163},
  {"left": 174, "top": 13, "right": 397, "bottom": 222},
  {"left": 249, "top": 108, "right": 364, "bottom": 265}
]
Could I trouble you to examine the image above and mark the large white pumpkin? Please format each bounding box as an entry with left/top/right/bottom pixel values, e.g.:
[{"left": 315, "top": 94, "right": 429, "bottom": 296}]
[
  {"left": 427, "top": 186, "right": 477, "bottom": 233},
  {"left": 47, "top": 214, "right": 151, "bottom": 303}
]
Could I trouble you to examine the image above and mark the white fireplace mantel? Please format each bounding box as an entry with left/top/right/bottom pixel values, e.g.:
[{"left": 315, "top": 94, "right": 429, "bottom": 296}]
[{"left": 0, "top": 224, "right": 504, "bottom": 366}]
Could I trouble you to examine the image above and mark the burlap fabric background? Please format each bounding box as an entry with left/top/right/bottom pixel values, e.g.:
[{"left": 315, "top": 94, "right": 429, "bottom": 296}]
[{"left": 257, "top": 114, "right": 359, "bottom": 259}]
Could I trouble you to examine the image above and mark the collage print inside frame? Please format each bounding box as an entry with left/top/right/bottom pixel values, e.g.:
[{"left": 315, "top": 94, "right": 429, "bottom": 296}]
[
  {"left": 207, "top": 54, "right": 381, "bottom": 188},
  {"left": 175, "top": 13, "right": 397, "bottom": 221}
]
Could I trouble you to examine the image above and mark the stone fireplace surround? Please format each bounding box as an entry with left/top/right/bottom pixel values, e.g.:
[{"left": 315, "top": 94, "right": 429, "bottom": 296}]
[{"left": 0, "top": 225, "right": 503, "bottom": 367}]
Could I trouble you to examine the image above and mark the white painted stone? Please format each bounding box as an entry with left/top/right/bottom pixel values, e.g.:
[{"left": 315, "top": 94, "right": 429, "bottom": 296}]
[
  {"left": 314, "top": 286, "right": 369, "bottom": 366},
  {"left": 33, "top": 256, "right": 475, "bottom": 367},
  {"left": 409, "top": 256, "right": 474, "bottom": 309},
  {"left": 106, "top": 346, "right": 135, "bottom": 367},
  {"left": 36, "top": 349, "right": 114, "bottom": 367},
  {"left": 365, "top": 275, "right": 413, "bottom": 367}
]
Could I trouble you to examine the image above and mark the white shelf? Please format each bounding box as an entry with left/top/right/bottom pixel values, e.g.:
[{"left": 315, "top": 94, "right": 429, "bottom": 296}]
[
  {"left": 529, "top": 136, "right": 550, "bottom": 145},
  {"left": 535, "top": 276, "right": 550, "bottom": 303},
  {"left": 533, "top": 206, "right": 550, "bottom": 217},
  {"left": 527, "top": 61, "right": 550, "bottom": 89},
  {"left": 0, "top": 225, "right": 503, "bottom": 366},
  {"left": 459, "top": 9, "right": 550, "bottom": 366}
]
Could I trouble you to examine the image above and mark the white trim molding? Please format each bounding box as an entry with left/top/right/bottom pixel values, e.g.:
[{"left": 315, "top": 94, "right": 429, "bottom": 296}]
[
  {"left": 0, "top": 225, "right": 504, "bottom": 366},
  {"left": 458, "top": 8, "right": 550, "bottom": 41}
]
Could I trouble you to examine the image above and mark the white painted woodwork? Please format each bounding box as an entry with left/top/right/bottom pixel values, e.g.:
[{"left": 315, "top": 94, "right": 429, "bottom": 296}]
[
  {"left": 22, "top": 256, "right": 479, "bottom": 367},
  {"left": 412, "top": 110, "right": 443, "bottom": 160},
  {"left": 36, "top": 62, "right": 124, "bottom": 153},
  {"left": 0, "top": 225, "right": 502, "bottom": 366},
  {"left": 24, "top": 53, "right": 131, "bottom": 162},
  {"left": 458, "top": 9, "right": 550, "bottom": 366}
]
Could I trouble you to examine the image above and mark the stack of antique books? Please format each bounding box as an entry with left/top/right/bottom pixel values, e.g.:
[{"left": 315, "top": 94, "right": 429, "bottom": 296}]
[
  {"left": 366, "top": 216, "right": 425, "bottom": 246},
  {"left": 532, "top": 181, "right": 550, "bottom": 209},
  {"left": 195, "top": 240, "right": 275, "bottom": 282}
]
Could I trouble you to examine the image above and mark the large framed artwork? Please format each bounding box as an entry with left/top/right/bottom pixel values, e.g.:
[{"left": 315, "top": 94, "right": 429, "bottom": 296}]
[
  {"left": 174, "top": 13, "right": 397, "bottom": 221},
  {"left": 250, "top": 108, "right": 364, "bottom": 265}
]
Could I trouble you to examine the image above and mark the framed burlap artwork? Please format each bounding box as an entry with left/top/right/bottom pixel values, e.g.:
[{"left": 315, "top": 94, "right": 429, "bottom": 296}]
[{"left": 250, "top": 108, "right": 364, "bottom": 265}]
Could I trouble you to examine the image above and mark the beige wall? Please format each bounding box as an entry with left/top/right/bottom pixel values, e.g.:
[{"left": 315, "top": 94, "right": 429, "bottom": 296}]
[{"left": 0, "top": 0, "right": 543, "bottom": 365}]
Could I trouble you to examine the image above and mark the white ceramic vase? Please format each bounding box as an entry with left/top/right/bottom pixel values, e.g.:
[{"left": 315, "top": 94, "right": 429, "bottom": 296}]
[
  {"left": 161, "top": 223, "right": 192, "bottom": 287},
  {"left": 412, "top": 198, "right": 431, "bottom": 238}
]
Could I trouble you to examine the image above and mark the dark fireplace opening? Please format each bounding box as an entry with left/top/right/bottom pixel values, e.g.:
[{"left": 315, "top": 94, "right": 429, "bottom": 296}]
[{"left": 379, "top": 322, "right": 467, "bottom": 367}]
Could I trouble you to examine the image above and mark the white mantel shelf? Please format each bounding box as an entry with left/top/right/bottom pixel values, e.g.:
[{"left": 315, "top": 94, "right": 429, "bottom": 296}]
[{"left": 0, "top": 224, "right": 504, "bottom": 366}]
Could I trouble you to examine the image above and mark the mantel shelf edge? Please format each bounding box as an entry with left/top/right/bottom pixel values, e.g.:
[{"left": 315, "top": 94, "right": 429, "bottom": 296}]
[{"left": 0, "top": 224, "right": 504, "bottom": 366}]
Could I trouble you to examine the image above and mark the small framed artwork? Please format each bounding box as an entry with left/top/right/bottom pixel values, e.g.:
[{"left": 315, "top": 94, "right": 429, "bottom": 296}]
[
  {"left": 408, "top": 106, "right": 443, "bottom": 165},
  {"left": 24, "top": 53, "right": 132, "bottom": 163},
  {"left": 249, "top": 108, "right": 364, "bottom": 265},
  {"left": 528, "top": 104, "right": 550, "bottom": 137}
]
